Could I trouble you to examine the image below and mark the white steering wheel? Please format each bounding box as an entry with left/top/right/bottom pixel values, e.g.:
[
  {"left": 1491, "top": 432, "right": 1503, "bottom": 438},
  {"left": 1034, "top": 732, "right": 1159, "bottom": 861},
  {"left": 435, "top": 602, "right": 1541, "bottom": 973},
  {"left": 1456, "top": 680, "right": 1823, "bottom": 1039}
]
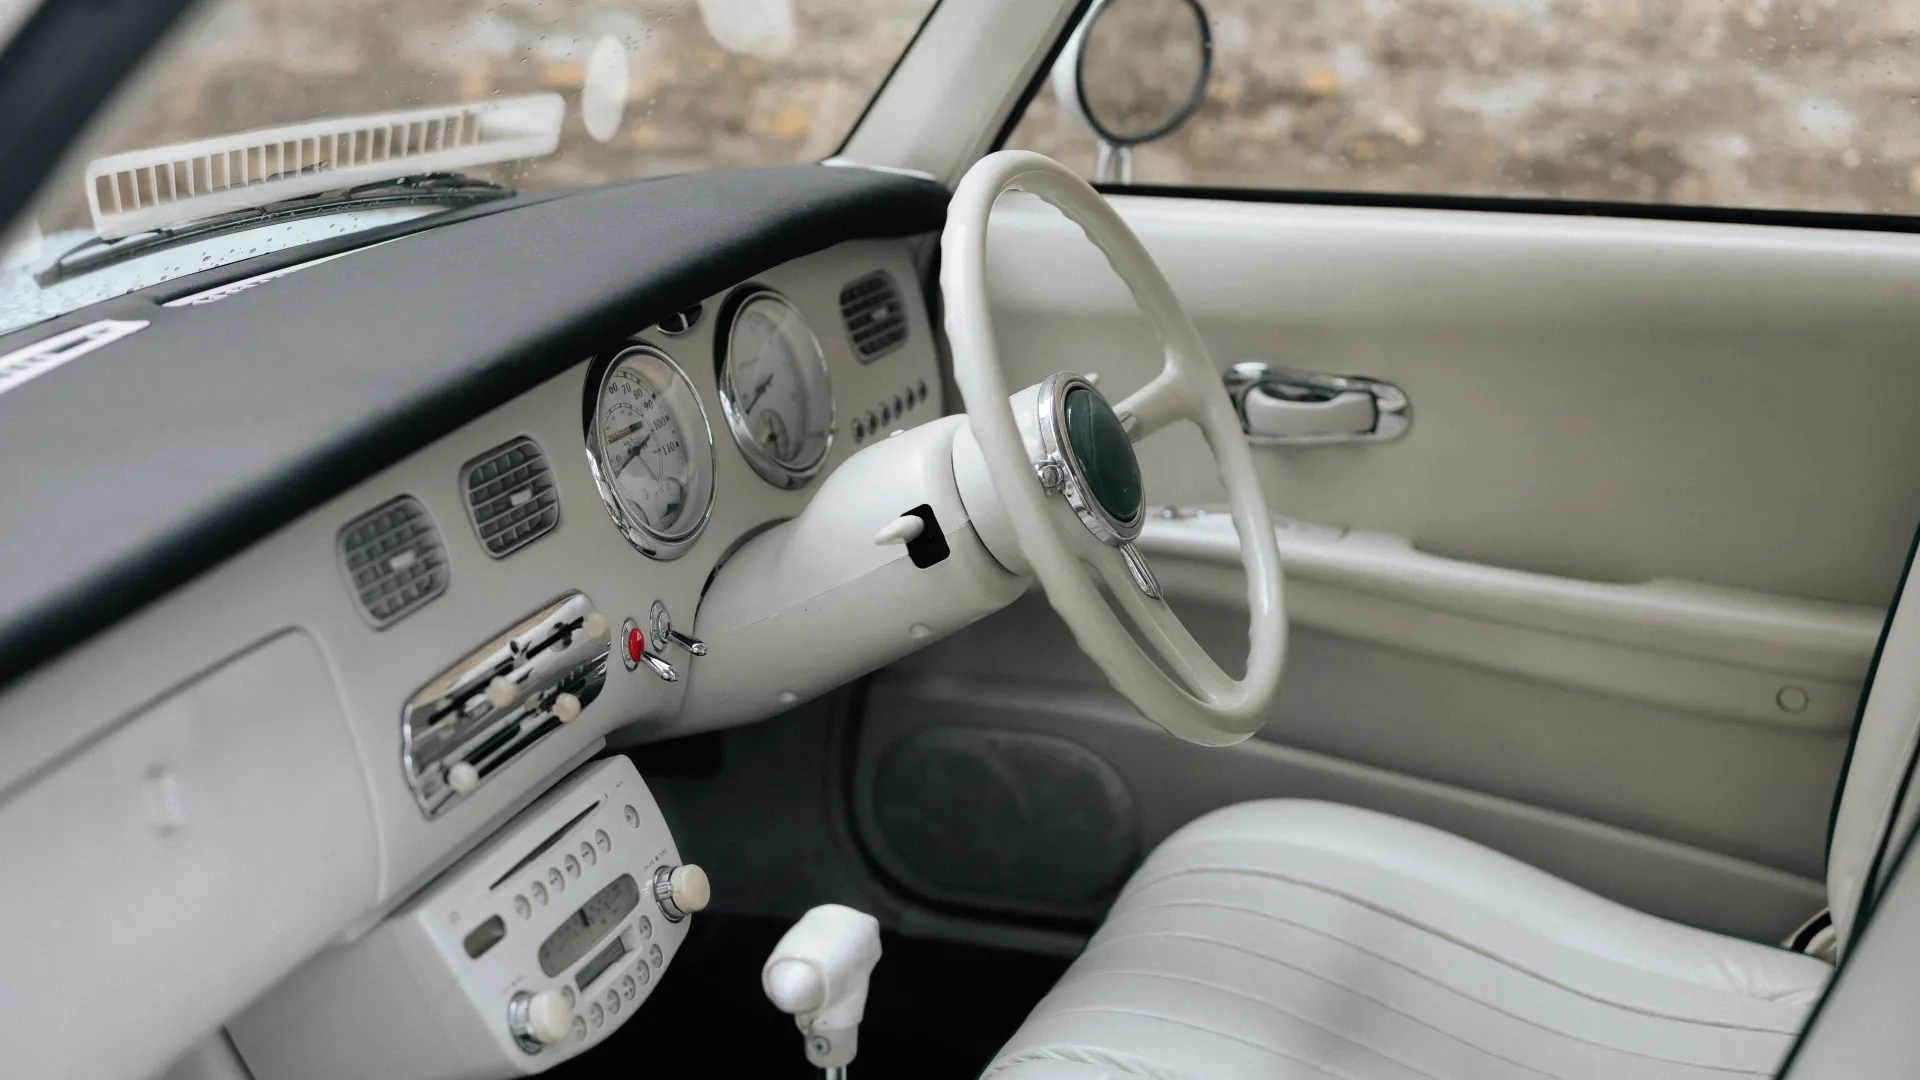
[{"left": 942, "top": 151, "right": 1287, "bottom": 746}]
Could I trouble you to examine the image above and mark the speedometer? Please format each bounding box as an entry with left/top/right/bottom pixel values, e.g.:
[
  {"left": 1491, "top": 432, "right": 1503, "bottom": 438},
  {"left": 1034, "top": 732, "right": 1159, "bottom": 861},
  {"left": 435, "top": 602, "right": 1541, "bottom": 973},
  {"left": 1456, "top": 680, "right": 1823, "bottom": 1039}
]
[
  {"left": 718, "top": 290, "right": 834, "bottom": 489},
  {"left": 587, "top": 345, "right": 715, "bottom": 560}
]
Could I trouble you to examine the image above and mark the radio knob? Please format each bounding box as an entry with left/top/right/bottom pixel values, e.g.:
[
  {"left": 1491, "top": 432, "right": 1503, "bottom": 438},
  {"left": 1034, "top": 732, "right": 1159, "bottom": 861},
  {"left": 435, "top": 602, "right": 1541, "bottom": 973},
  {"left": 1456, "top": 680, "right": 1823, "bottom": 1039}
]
[
  {"left": 653, "top": 863, "right": 710, "bottom": 922},
  {"left": 525, "top": 988, "right": 574, "bottom": 1046}
]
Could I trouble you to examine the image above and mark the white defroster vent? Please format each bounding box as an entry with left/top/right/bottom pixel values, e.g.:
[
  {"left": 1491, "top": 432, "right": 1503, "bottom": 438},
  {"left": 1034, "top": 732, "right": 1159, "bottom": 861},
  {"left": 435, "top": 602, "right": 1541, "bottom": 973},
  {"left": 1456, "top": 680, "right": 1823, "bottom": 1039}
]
[
  {"left": 462, "top": 437, "right": 560, "bottom": 557},
  {"left": 840, "top": 270, "right": 909, "bottom": 362},
  {"left": 85, "top": 94, "right": 563, "bottom": 239},
  {"left": 338, "top": 496, "right": 448, "bottom": 627}
]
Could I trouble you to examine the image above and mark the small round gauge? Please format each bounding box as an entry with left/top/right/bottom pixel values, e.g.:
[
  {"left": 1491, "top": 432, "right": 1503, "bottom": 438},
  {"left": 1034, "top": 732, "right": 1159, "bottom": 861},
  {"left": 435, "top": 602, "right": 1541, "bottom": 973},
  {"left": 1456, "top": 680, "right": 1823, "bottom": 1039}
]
[
  {"left": 588, "top": 345, "right": 715, "bottom": 560},
  {"left": 718, "top": 290, "right": 834, "bottom": 489}
]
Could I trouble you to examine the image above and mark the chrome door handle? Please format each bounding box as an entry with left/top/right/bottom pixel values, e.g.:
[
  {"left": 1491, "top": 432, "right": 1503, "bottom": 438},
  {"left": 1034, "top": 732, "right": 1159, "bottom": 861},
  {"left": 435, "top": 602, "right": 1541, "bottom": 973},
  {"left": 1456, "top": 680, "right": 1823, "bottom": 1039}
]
[{"left": 1223, "top": 362, "right": 1411, "bottom": 446}]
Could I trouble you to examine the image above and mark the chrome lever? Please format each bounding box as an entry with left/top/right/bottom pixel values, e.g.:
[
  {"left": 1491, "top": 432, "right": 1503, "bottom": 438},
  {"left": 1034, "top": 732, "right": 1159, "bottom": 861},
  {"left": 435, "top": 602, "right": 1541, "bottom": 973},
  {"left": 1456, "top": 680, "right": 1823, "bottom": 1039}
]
[{"left": 1223, "top": 362, "right": 1411, "bottom": 446}]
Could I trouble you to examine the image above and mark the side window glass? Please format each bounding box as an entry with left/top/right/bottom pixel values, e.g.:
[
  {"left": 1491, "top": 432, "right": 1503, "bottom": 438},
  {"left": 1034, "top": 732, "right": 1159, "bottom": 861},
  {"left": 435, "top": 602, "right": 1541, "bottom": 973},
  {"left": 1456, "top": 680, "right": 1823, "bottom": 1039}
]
[{"left": 1008, "top": 0, "right": 1920, "bottom": 216}]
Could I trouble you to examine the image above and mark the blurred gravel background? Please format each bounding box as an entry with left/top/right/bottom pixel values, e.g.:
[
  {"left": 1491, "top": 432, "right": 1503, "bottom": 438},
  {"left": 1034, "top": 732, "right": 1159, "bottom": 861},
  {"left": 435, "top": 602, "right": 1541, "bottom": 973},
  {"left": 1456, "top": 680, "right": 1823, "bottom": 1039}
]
[
  {"left": 1014, "top": 0, "right": 1920, "bottom": 214},
  {"left": 17, "top": 0, "right": 1920, "bottom": 232}
]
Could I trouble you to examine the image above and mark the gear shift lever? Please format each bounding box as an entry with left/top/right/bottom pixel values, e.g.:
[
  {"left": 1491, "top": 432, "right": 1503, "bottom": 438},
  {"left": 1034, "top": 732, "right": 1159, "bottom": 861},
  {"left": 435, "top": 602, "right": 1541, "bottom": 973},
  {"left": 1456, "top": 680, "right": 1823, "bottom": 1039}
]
[{"left": 762, "top": 905, "right": 882, "bottom": 1079}]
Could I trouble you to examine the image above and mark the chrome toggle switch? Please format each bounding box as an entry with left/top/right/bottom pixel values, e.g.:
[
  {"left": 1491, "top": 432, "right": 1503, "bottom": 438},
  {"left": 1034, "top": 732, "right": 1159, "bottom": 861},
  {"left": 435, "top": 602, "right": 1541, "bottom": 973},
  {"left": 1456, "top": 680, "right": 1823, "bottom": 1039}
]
[
  {"left": 622, "top": 612, "right": 679, "bottom": 682},
  {"left": 663, "top": 628, "right": 706, "bottom": 656},
  {"left": 639, "top": 652, "right": 678, "bottom": 682},
  {"left": 649, "top": 600, "right": 706, "bottom": 658}
]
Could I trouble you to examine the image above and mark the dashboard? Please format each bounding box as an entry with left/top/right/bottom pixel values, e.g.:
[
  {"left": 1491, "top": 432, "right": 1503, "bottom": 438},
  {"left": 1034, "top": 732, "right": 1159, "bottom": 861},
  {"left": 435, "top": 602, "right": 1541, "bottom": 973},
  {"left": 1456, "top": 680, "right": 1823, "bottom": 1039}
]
[{"left": 0, "top": 166, "right": 950, "bottom": 1080}]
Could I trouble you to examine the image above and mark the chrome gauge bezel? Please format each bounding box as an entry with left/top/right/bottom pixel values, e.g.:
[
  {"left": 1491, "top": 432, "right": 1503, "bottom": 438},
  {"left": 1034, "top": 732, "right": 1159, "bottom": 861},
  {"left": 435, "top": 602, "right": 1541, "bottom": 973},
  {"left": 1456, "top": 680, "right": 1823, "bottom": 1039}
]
[
  {"left": 585, "top": 343, "right": 716, "bottom": 561},
  {"left": 716, "top": 288, "right": 835, "bottom": 490}
]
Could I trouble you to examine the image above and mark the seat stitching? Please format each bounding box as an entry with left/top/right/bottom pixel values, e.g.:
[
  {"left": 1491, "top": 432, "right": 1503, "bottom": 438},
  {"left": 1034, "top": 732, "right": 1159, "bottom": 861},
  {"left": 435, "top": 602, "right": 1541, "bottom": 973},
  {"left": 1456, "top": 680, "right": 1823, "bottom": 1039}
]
[
  {"left": 984, "top": 1045, "right": 1215, "bottom": 1080},
  {"left": 1119, "top": 864, "right": 1816, "bottom": 1019},
  {"left": 1044, "top": 967, "right": 1579, "bottom": 1080},
  {"left": 1043, "top": 969, "right": 1780, "bottom": 1080},
  {"left": 1128, "top": 854, "right": 1823, "bottom": 1005},
  {"left": 1075, "top": 930, "right": 1789, "bottom": 1074},
  {"left": 1093, "top": 899, "right": 1805, "bottom": 1037},
  {"left": 996, "top": 1005, "right": 1385, "bottom": 1080}
]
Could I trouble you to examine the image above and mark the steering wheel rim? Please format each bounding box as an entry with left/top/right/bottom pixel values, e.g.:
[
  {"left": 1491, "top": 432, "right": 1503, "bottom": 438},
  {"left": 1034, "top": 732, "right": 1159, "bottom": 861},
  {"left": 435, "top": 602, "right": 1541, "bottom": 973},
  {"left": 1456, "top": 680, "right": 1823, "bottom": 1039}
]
[{"left": 941, "top": 150, "right": 1287, "bottom": 746}]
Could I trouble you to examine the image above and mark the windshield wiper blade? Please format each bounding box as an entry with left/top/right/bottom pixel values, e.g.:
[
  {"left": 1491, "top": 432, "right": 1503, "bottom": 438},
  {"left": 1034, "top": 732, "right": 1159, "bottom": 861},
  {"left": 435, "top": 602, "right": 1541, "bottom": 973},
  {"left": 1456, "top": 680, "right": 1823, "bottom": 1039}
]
[{"left": 34, "top": 173, "right": 514, "bottom": 287}]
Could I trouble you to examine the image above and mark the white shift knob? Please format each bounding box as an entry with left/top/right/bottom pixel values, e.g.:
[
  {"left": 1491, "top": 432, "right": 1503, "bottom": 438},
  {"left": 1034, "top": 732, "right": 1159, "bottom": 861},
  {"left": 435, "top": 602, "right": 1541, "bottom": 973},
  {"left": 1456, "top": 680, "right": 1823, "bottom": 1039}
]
[
  {"left": 762, "top": 905, "right": 881, "bottom": 1070},
  {"left": 525, "top": 988, "right": 573, "bottom": 1046},
  {"left": 764, "top": 958, "right": 826, "bottom": 1014}
]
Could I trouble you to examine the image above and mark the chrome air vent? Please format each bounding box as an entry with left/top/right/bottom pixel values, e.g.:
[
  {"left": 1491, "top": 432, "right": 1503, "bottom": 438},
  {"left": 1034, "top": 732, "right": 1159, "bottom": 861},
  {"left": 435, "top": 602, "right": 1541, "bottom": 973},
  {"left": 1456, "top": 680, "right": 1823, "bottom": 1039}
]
[
  {"left": 338, "top": 495, "right": 448, "bottom": 627},
  {"left": 462, "top": 437, "right": 559, "bottom": 557},
  {"left": 840, "top": 270, "right": 908, "bottom": 362}
]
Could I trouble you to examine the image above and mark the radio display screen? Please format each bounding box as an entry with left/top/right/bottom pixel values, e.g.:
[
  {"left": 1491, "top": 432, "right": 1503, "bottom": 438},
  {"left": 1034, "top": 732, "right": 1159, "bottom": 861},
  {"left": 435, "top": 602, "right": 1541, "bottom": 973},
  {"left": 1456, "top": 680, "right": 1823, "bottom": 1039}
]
[
  {"left": 538, "top": 873, "right": 639, "bottom": 977},
  {"left": 576, "top": 936, "right": 628, "bottom": 991}
]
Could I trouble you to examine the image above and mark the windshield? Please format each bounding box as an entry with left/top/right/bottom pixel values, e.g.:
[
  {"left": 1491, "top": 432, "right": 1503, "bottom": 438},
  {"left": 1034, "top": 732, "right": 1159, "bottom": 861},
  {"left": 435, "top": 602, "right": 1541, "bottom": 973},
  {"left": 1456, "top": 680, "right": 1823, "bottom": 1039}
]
[{"left": 0, "top": 0, "right": 936, "bottom": 336}]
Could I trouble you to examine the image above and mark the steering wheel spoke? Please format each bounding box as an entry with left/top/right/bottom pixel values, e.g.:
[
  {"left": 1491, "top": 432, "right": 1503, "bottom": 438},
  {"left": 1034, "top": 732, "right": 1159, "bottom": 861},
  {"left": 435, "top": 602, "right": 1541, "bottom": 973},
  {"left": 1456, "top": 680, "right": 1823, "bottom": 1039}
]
[
  {"left": 1112, "top": 366, "right": 1188, "bottom": 442},
  {"left": 1070, "top": 531, "right": 1236, "bottom": 702}
]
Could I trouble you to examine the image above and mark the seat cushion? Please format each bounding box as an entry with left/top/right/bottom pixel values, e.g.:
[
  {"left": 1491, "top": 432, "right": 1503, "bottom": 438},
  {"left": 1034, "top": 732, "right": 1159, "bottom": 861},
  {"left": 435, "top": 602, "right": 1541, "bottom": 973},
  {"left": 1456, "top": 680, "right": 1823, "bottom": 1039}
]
[{"left": 985, "top": 801, "right": 1830, "bottom": 1080}]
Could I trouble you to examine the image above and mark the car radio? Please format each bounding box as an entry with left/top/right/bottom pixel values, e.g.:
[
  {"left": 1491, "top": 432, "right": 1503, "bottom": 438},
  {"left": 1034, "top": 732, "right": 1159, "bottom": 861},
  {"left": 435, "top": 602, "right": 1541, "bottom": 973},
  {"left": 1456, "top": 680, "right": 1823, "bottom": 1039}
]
[{"left": 230, "top": 756, "right": 707, "bottom": 1080}]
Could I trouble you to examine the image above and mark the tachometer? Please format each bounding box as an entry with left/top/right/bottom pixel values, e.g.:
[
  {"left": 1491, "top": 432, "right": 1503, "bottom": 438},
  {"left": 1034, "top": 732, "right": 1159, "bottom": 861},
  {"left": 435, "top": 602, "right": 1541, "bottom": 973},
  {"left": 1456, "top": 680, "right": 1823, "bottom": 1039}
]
[
  {"left": 718, "top": 290, "right": 834, "bottom": 489},
  {"left": 588, "top": 345, "right": 715, "bottom": 560}
]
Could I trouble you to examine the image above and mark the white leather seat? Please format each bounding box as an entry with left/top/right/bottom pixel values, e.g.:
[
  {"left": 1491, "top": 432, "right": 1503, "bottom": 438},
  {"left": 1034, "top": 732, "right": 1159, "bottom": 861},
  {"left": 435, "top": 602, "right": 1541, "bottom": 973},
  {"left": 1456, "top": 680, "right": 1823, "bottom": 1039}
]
[
  {"left": 986, "top": 800, "right": 1830, "bottom": 1080},
  {"left": 986, "top": 543, "right": 1920, "bottom": 1080}
]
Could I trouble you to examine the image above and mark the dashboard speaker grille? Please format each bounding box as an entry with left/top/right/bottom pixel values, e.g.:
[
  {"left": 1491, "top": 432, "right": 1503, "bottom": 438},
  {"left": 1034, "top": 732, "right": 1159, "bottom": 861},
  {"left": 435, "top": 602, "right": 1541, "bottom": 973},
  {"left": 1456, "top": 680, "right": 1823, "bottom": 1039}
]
[
  {"left": 338, "top": 495, "right": 448, "bottom": 627},
  {"left": 463, "top": 437, "right": 560, "bottom": 557},
  {"left": 839, "top": 270, "right": 908, "bottom": 362}
]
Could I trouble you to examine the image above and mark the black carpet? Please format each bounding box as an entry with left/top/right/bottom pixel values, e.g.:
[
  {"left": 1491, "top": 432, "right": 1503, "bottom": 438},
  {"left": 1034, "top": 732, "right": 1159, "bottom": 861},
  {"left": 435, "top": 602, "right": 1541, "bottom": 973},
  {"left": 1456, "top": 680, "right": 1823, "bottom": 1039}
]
[{"left": 550, "top": 915, "right": 1072, "bottom": 1079}]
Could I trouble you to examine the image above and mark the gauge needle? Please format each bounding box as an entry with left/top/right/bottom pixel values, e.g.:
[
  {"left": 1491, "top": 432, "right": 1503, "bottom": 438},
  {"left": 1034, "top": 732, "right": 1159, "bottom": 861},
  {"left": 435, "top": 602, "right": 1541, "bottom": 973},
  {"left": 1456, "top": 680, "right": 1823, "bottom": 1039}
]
[
  {"left": 606, "top": 419, "right": 647, "bottom": 443},
  {"left": 618, "top": 430, "right": 658, "bottom": 477},
  {"left": 740, "top": 372, "right": 776, "bottom": 414}
]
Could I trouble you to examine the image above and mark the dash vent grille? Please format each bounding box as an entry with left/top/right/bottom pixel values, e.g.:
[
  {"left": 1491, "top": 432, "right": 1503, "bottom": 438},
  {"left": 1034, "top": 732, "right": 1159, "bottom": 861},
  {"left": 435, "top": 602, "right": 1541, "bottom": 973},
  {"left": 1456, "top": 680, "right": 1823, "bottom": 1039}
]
[
  {"left": 338, "top": 496, "right": 448, "bottom": 627},
  {"left": 840, "top": 270, "right": 908, "bottom": 362},
  {"left": 462, "top": 436, "right": 560, "bottom": 557}
]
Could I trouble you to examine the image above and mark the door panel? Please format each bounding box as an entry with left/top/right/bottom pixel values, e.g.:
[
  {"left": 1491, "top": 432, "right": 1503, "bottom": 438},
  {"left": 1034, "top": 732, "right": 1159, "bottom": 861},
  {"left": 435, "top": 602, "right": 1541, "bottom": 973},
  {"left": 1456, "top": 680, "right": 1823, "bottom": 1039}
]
[
  {"left": 853, "top": 193, "right": 1920, "bottom": 940},
  {"left": 986, "top": 194, "right": 1920, "bottom": 604}
]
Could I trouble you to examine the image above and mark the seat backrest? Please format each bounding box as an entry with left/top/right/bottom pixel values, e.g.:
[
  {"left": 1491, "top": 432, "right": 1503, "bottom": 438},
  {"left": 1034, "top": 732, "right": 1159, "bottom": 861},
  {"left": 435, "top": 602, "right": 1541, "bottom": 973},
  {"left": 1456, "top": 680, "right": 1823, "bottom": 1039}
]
[{"left": 1827, "top": 536, "right": 1920, "bottom": 953}]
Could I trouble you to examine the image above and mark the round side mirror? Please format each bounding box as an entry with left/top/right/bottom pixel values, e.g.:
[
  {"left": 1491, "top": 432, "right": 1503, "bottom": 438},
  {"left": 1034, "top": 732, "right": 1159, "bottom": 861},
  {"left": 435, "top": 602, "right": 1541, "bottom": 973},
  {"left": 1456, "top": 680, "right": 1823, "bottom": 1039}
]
[{"left": 1053, "top": 0, "right": 1212, "bottom": 181}]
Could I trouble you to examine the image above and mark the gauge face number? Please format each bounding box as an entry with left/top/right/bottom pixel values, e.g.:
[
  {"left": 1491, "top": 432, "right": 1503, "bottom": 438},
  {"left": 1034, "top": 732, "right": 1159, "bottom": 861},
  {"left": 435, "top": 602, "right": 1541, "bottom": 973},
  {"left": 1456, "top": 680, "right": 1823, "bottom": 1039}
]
[
  {"left": 601, "top": 367, "right": 691, "bottom": 532},
  {"left": 723, "top": 293, "right": 832, "bottom": 485}
]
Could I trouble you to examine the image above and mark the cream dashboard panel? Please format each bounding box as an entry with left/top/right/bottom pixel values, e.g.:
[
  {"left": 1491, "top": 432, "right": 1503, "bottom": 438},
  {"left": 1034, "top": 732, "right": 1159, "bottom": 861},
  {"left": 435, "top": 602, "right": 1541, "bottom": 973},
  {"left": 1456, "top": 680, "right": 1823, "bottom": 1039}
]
[{"left": 0, "top": 238, "right": 939, "bottom": 919}]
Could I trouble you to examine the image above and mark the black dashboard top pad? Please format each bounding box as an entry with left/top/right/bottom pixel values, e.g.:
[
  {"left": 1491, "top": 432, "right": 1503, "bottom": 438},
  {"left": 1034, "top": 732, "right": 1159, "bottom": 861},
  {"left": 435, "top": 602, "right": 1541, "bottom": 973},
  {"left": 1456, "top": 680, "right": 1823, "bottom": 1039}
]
[{"left": 0, "top": 165, "right": 949, "bottom": 690}]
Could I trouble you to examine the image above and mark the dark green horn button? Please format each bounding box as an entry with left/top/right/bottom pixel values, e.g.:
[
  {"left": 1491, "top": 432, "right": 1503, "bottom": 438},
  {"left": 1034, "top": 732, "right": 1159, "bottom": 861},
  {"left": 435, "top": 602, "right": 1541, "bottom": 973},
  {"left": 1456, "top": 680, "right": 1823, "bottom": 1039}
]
[{"left": 1063, "top": 386, "right": 1143, "bottom": 522}]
